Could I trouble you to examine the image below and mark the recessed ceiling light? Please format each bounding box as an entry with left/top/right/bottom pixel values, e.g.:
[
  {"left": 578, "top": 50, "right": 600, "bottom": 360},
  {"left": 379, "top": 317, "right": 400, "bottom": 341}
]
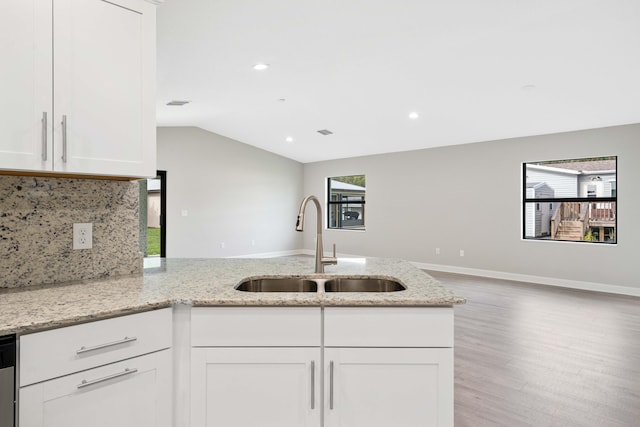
[
  {"left": 166, "top": 100, "right": 190, "bottom": 106},
  {"left": 253, "top": 63, "right": 269, "bottom": 71},
  {"left": 409, "top": 112, "right": 419, "bottom": 119},
  {"left": 286, "top": 137, "right": 294, "bottom": 143}
]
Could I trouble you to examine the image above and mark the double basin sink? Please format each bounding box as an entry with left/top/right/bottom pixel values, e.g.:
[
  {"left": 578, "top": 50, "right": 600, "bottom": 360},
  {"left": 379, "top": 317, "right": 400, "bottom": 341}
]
[{"left": 235, "top": 277, "right": 406, "bottom": 293}]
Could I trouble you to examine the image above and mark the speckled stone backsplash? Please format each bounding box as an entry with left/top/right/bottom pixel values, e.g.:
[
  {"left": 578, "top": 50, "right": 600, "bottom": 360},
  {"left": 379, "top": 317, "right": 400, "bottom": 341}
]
[{"left": 0, "top": 175, "right": 142, "bottom": 288}]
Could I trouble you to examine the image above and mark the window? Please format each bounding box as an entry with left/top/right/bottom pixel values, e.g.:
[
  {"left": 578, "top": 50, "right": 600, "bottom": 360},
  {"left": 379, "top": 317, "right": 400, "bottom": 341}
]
[
  {"left": 523, "top": 156, "right": 616, "bottom": 244},
  {"left": 327, "top": 175, "right": 365, "bottom": 230}
]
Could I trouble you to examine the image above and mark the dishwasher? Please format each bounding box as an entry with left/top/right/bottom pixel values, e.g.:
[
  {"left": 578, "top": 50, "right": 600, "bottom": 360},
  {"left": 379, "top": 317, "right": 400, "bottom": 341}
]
[{"left": 0, "top": 335, "right": 15, "bottom": 427}]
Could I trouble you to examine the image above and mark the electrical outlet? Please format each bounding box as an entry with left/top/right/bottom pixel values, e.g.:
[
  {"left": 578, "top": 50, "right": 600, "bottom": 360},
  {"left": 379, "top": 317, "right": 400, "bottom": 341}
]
[
  {"left": 435, "top": 248, "right": 440, "bottom": 255},
  {"left": 459, "top": 249, "right": 465, "bottom": 257},
  {"left": 220, "top": 242, "right": 225, "bottom": 249},
  {"left": 73, "top": 223, "right": 93, "bottom": 250}
]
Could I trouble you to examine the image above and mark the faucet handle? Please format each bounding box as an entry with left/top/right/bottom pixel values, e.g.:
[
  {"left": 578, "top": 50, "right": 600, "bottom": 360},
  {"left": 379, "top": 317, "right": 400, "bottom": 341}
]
[{"left": 322, "top": 243, "right": 338, "bottom": 267}]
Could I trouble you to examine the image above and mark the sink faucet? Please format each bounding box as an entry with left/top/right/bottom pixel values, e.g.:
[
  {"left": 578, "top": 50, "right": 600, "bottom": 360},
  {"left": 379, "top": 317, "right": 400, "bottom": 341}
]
[{"left": 296, "top": 195, "right": 337, "bottom": 273}]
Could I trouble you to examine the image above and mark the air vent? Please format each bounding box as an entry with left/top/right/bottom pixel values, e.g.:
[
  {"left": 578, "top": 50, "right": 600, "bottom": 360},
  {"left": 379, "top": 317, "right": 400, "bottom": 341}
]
[
  {"left": 166, "top": 100, "right": 190, "bottom": 106},
  {"left": 317, "top": 129, "right": 333, "bottom": 136}
]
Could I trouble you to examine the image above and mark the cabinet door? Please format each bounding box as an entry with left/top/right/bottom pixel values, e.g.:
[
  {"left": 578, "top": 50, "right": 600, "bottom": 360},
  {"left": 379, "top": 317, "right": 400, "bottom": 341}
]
[
  {"left": 191, "top": 347, "right": 321, "bottom": 427},
  {"left": 53, "top": 0, "right": 156, "bottom": 177},
  {"left": 324, "top": 347, "right": 454, "bottom": 427},
  {"left": 19, "top": 350, "right": 171, "bottom": 427},
  {"left": 0, "top": 0, "right": 52, "bottom": 171}
]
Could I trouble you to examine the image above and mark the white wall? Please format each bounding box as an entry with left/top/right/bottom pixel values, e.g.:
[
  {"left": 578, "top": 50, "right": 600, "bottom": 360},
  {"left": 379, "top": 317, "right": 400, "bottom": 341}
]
[
  {"left": 157, "top": 127, "right": 304, "bottom": 257},
  {"left": 303, "top": 124, "right": 640, "bottom": 293}
]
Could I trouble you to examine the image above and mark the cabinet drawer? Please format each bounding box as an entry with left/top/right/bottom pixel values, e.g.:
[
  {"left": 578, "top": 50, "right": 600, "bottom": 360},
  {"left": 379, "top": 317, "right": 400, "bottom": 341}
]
[
  {"left": 20, "top": 308, "right": 172, "bottom": 387},
  {"left": 191, "top": 307, "right": 321, "bottom": 347},
  {"left": 324, "top": 307, "right": 453, "bottom": 348},
  {"left": 19, "top": 349, "right": 172, "bottom": 427}
]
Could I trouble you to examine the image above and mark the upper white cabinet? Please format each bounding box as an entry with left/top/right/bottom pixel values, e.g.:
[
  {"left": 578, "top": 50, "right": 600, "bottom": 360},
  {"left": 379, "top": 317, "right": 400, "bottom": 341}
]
[{"left": 0, "top": 0, "right": 156, "bottom": 178}]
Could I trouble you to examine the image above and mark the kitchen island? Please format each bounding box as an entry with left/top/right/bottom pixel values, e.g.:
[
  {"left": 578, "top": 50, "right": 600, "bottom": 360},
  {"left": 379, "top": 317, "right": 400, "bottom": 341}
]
[
  {"left": 0, "top": 256, "right": 464, "bottom": 335},
  {"left": 2, "top": 256, "right": 464, "bottom": 427}
]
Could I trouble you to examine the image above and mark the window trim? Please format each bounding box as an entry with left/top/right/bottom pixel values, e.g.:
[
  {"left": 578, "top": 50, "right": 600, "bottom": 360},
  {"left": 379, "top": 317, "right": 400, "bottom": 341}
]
[
  {"left": 327, "top": 176, "right": 366, "bottom": 231},
  {"left": 522, "top": 157, "right": 617, "bottom": 244}
]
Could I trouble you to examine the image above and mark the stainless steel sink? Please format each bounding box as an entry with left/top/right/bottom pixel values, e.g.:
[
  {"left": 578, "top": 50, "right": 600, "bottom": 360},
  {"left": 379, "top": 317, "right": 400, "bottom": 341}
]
[
  {"left": 235, "top": 277, "right": 318, "bottom": 292},
  {"left": 324, "top": 278, "right": 406, "bottom": 292}
]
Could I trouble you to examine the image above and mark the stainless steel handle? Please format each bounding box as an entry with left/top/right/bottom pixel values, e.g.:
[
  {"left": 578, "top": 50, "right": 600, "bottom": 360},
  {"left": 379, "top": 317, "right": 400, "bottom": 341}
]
[
  {"left": 76, "top": 336, "right": 137, "bottom": 354},
  {"left": 41, "top": 112, "right": 47, "bottom": 161},
  {"left": 77, "top": 368, "right": 138, "bottom": 389},
  {"left": 61, "top": 114, "right": 67, "bottom": 163},
  {"left": 310, "top": 360, "right": 315, "bottom": 409},
  {"left": 329, "top": 360, "right": 334, "bottom": 410}
]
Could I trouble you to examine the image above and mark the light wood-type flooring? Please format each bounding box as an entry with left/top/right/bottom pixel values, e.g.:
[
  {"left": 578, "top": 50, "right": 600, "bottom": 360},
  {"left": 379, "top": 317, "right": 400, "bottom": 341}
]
[{"left": 428, "top": 271, "right": 640, "bottom": 427}]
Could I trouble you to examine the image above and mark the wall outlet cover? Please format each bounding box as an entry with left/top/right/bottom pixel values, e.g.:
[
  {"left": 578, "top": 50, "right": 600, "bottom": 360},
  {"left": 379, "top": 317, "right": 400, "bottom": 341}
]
[{"left": 73, "top": 223, "right": 93, "bottom": 250}]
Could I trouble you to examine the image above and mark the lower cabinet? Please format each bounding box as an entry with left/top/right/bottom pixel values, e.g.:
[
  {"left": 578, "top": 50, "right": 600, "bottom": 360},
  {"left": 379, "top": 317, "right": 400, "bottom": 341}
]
[
  {"left": 323, "top": 347, "right": 453, "bottom": 427},
  {"left": 19, "top": 350, "right": 172, "bottom": 427},
  {"left": 191, "top": 347, "right": 321, "bottom": 427},
  {"left": 190, "top": 307, "right": 454, "bottom": 427}
]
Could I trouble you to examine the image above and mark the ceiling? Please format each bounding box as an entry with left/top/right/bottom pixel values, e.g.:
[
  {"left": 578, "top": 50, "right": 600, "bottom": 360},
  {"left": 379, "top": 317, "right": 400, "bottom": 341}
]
[{"left": 156, "top": 0, "right": 640, "bottom": 163}]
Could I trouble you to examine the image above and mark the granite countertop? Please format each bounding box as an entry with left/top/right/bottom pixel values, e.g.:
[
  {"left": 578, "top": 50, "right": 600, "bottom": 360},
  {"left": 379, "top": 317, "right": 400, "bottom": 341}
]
[{"left": 0, "top": 257, "right": 465, "bottom": 336}]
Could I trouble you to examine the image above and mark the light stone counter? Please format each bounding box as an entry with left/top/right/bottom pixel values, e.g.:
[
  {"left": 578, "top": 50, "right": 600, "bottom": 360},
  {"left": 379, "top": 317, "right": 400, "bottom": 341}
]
[{"left": 0, "top": 257, "right": 465, "bottom": 335}]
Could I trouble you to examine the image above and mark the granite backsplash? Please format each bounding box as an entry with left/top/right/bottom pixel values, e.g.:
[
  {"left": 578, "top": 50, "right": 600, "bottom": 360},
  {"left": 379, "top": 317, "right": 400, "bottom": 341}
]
[{"left": 0, "top": 175, "right": 143, "bottom": 288}]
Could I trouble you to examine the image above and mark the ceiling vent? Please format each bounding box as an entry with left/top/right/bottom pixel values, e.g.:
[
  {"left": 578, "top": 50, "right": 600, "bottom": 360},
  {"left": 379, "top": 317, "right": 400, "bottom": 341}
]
[
  {"left": 317, "top": 129, "right": 333, "bottom": 136},
  {"left": 166, "top": 100, "right": 190, "bottom": 106}
]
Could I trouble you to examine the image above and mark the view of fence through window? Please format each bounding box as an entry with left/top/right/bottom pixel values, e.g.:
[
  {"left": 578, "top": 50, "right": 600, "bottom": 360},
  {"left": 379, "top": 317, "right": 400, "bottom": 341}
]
[
  {"left": 327, "top": 175, "right": 366, "bottom": 230},
  {"left": 523, "top": 156, "right": 616, "bottom": 244}
]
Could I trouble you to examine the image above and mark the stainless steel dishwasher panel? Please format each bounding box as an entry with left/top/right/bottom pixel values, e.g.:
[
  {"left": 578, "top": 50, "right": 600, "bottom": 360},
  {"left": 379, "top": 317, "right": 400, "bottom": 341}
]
[{"left": 0, "top": 335, "right": 16, "bottom": 427}]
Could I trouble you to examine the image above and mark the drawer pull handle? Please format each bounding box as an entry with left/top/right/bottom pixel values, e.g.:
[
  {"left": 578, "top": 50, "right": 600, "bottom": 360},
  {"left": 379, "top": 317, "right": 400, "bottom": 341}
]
[
  {"left": 76, "top": 336, "right": 138, "bottom": 354},
  {"left": 77, "top": 368, "right": 138, "bottom": 389}
]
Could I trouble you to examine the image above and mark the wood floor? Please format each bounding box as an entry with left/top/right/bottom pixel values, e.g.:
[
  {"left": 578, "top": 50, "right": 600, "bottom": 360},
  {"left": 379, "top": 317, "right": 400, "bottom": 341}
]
[{"left": 427, "top": 271, "right": 640, "bottom": 427}]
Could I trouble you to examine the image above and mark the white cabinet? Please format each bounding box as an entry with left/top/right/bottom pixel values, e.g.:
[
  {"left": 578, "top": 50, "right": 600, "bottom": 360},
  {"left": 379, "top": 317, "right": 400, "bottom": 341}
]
[
  {"left": 19, "top": 350, "right": 172, "bottom": 427},
  {"left": 190, "top": 306, "right": 455, "bottom": 427},
  {"left": 190, "top": 307, "right": 322, "bottom": 427},
  {"left": 324, "top": 307, "right": 454, "bottom": 427},
  {"left": 323, "top": 348, "right": 453, "bottom": 427},
  {"left": 18, "top": 308, "right": 172, "bottom": 427},
  {"left": 191, "top": 347, "right": 321, "bottom": 427},
  {"left": 0, "top": 0, "right": 156, "bottom": 178},
  {"left": 0, "top": 0, "right": 51, "bottom": 171}
]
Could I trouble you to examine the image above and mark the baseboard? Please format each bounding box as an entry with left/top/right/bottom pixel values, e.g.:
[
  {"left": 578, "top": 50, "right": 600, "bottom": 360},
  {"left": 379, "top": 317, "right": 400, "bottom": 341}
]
[
  {"left": 411, "top": 261, "right": 640, "bottom": 297},
  {"left": 228, "top": 249, "right": 305, "bottom": 259}
]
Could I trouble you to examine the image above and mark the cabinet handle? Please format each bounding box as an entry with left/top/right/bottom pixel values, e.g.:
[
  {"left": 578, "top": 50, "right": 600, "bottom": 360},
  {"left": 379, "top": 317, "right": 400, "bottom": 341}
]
[
  {"left": 329, "top": 360, "right": 334, "bottom": 410},
  {"left": 76, "top": 336, "right": 137, "bottom": 355},
  {"left": 61, "top": 114, "right": 67, "bottom": 163},
  {"left": 41, "top": 112, "right": 47, "bottom": 161},
  {"left": 77, "top": 367, "right": 138, "bottom": 389},
  {"left": 310, "top": 360, "right": 315, "bottom": 409}
]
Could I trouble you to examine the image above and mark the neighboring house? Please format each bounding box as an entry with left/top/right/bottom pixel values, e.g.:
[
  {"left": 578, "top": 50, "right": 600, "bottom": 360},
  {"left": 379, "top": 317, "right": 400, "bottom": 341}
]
[
  {"left": 525, "top": 160, "right": 616, "bottom": 242},
  {"left": 525, "top": 183, "right": 554, "bottom": 237}
]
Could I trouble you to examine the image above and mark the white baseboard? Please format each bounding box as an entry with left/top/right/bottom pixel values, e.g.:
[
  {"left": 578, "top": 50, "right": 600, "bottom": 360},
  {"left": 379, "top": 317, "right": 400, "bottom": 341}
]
[
  {"left": 228, "top": 249, "right": 304, "bottom": 259},
  {"left": 412, "top": 262, "right": 640, "bottom": 297}
]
